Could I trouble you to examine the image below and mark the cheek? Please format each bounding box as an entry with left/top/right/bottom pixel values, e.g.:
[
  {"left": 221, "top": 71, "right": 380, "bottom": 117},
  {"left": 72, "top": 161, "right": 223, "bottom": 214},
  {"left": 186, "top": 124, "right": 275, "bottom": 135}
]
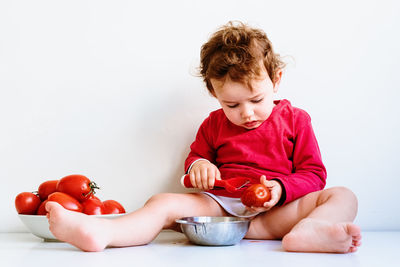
[
  {"left": 257, "top": 102, "right": 274, "bottom": 118},
  {"left": 223, "top": 109, "right": 239, "bottom": 122}
]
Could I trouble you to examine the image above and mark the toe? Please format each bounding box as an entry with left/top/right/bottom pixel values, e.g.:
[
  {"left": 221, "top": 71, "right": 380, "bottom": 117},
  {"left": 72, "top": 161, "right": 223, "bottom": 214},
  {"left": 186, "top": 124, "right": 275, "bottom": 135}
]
[{"left": 348, "top": 246, "right": 358, "bottom": 253}]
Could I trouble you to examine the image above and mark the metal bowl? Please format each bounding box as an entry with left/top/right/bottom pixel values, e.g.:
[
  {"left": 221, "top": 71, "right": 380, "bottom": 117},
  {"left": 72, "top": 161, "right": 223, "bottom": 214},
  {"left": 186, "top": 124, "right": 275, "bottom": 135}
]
[{"left": 175, "top": 216, "right": 250, "bottom": 246}]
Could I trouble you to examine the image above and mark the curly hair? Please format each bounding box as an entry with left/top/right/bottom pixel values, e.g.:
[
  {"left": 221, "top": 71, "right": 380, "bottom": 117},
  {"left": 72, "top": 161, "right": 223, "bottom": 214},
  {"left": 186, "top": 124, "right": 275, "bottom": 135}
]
[{"left": 200, "top": 21, "right": 286, "bottom": 93}]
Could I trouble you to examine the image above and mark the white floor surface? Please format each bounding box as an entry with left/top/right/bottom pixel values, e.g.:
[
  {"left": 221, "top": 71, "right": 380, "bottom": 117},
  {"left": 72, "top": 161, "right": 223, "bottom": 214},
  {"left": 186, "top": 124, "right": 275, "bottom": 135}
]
[{"left": 1, "top": 231, "right": 399, "bottom": 267}]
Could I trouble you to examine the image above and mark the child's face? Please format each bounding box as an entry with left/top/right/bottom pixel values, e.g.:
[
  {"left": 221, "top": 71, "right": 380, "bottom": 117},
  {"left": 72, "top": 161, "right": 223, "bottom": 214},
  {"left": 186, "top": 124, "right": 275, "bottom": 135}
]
[{"left": 211, "top": 70, "right": 281, "bottom": 130}]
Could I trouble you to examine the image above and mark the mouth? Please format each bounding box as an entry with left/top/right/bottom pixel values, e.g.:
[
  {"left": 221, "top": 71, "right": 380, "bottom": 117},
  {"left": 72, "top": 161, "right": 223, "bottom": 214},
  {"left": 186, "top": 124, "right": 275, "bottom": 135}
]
[{"left": 243, "top": 120, "right": 259, "bottom": 129}]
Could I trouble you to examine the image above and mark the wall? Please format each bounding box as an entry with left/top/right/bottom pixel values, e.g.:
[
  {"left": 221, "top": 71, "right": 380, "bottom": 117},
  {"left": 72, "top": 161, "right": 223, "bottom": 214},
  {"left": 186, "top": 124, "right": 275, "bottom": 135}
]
[{"left": 1, "top": 0, "right": 399, "bottom": 232}]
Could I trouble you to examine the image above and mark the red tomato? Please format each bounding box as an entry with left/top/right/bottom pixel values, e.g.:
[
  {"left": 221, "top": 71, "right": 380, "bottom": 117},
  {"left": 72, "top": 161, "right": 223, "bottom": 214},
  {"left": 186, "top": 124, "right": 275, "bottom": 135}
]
[
  {"left": 36, "top": 200, "right": 48, "bottom": 215},
  {"left": 47, "top": 192, "right": 83, "bottom": 212},
  {"left": 56, "top": 174, "right": 99, "bottom": 202},
  {"left": 102, "top": 200, "right": 126, "bottom": 214},
  {"left": 15, "top": 192, "right": 41, "bottom": 214},
  {"left": 38, "top": 180, "right": 58, "bottom": 201},
  {"left": 81, "top": 195, "right": 103, "bottom": 215},
  {"left": 241, "top": 184, "right": 271, "bottom": 207}
]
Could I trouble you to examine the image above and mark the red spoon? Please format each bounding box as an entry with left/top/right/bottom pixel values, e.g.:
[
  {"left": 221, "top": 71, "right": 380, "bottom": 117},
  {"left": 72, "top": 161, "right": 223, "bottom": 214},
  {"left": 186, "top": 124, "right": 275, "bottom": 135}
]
[{"left": 181, "top": 174, "right": 250, "bottom": 193}]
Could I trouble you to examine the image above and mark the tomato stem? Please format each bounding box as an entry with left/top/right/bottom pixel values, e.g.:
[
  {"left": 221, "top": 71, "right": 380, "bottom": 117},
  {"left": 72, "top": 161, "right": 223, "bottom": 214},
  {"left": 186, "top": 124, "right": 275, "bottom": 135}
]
[{"left": 83, "top": 181, "right": 101, "bottom": 197}]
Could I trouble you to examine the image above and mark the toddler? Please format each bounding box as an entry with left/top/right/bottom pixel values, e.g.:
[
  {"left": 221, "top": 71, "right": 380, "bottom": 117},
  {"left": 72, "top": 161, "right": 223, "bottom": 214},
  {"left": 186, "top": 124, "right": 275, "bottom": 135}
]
[{"left": 46, "top": 21, "right": 362, "bottom": 253}]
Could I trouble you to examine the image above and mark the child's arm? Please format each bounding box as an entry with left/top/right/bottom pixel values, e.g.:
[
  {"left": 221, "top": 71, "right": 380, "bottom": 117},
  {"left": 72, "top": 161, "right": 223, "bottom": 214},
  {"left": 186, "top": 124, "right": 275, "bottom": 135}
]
[
  {"left": 273, "top": 112, "right": 327, "bottom": 205},
  {"left": 184, "top": 115, "right": 220, "bottom": 190}
]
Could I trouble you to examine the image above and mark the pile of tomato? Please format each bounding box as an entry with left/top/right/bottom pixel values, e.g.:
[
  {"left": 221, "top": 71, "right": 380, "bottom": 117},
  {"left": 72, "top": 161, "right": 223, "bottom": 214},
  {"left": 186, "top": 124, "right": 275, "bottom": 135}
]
[{"left": 15, "top": 174, "right": 125, "bottom": 215}]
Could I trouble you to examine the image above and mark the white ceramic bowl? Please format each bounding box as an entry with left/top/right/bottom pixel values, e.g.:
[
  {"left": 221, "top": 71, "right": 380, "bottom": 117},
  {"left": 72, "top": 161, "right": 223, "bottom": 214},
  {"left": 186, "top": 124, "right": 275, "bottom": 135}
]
[{"left": 18, "top": 214, "right": 124, "bottom": 241}]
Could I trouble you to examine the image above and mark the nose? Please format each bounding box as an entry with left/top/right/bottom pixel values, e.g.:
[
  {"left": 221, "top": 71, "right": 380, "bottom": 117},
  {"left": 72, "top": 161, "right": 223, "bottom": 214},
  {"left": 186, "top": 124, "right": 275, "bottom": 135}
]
[{"left": 240, "top": 104, "right": 254, "bottom": 119}]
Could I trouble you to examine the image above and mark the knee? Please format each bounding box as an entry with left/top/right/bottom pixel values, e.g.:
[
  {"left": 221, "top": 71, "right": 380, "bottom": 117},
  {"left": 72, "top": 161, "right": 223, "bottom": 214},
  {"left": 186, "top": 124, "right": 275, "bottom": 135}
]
[
  {"left": 144, "top": 193, "right": 187, "bottom": 217},
  {"left": 328, "top": 186, "right": 357, "bottom": 200},
  {"left": 144, "top": 193, "right": 179, "bottom": 208},
  {"left": 144, "top": 193, "right": 188, "bottom": 229},
  {"left": 318, "top": 186, "right": 358, "bottom": 207}
]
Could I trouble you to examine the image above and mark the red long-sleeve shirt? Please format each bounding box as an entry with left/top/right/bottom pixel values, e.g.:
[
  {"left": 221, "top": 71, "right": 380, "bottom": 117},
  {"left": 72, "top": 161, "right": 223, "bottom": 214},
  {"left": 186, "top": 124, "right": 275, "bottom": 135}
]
[{"left": 184, "top": 99, "right": 327, "bottom": 205}]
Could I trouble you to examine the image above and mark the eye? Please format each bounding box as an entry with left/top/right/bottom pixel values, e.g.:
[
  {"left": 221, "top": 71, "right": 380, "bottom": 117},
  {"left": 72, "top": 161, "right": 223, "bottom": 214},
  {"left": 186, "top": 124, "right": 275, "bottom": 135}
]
[
  {"left": 251, "top": 98, "right": 264, "bottom": 103},
  {"left": 227, "top": 103, "right": 239, "bottom": 108}
]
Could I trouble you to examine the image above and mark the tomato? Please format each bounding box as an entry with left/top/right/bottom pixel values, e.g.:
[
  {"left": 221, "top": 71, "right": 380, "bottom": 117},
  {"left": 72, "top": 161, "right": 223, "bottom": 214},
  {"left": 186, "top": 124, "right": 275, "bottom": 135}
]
[
  {"left": 47, "top": 192, "right": 83, "bottom": 212},
  {"left": 241, "top": 184, "right": 271, "bottom": 207},
  {"left": 38, "top": 180, "right": 58, "bottom": 201},
  {"left": 102, "top": 200, "right": 126, "bottom": 214},
  {"left": 36, "top": 200, "right": 48, "bottom": 215},
  {"left": 15, "top": 192, "right": 41, "bottom": 214},
  {"left": 82, "top": 195, "right": 103, "bottom": 215},
  {"left": 56, "top": 174, "right": 99, "bottom": 202}
]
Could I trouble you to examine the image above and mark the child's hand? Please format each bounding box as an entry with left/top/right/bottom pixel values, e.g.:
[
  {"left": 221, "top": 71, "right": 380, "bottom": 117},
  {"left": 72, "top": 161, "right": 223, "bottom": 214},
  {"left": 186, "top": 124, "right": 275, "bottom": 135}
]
[
  {"left": 246, "top": 175, "right": 282, "bottom": 212},
  {"left": 189, "top": 160, "right": 221, "bottom": 191}
]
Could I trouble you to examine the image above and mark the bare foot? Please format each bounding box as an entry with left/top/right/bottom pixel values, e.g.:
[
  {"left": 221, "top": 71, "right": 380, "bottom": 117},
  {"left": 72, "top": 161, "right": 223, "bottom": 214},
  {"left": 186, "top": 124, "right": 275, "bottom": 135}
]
[
  {"left": 46, "top": 201, "right": 111, "bottom": 252},
  {"left": 282, "top": 218, "right": 362, "bottom": 253}
]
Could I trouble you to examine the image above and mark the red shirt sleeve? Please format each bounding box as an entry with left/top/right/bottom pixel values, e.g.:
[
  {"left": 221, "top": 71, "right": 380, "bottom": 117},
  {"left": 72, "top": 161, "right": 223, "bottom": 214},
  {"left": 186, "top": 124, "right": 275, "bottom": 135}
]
[
  {"left": 184, "top": 115, "right": 216, "bottom": 173},
  {"left": 273, "top": 112, "right": 327, "bottom": 205}
]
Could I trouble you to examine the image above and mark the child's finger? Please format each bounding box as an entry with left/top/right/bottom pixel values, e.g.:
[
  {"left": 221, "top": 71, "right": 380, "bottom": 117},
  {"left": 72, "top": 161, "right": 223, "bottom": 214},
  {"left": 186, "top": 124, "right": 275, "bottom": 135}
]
[
  {"left": 193, "top": 169, "right": 203, "bottom": 190},
  {"left": 262, "top": 179, "right": 276, "bottom": 188},
  {"left": 206, "top": 170, "right": 215, "bottom": 190},
  {"left": 263, "top": 194, "right": 278, "bottom": 209},
  {"left": 208, "top": 168, "right": 220, "bottom": 189},
  {"left": 208, "top": 170, "right": 216, "bottom": 189},
  {"left": 269, "top": 188, "right": 279, "bottom": 203},
  {"left": 260, "top": 175, "right": 267, "bottom": 184},
  {"left": 208, "top": 176, "right": 213, "bottom": 189},
  {"left": 199, "top": 168, "right": 208, "bottom": 190},
  {"left": 215, "top": 169, "right": 221, "bottom": 180},
  {"left": 203, "top": 168, "right": 214, "bottom": 190},
  {"left": 189, "top": 172, "right": 197, "bottom": 188},
  {"left": 262, "top": 199, "right": 276, "bottom": 210}
]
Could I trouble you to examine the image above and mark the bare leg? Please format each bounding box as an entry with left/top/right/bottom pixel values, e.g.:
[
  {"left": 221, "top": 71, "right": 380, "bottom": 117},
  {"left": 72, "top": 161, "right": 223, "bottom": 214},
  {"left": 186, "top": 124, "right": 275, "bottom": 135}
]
[
  {"left": 46, "top": 193, "right": 227, "bottom": 251},
  {"left": 245, "top": 187, "right": 362, "bottom": 253}
]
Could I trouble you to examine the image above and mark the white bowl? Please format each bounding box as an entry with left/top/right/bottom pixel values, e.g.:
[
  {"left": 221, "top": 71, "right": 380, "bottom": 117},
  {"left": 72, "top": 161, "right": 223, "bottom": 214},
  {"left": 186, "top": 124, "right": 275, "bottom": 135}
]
[{"left": 18, "top": 214, "right": 125, "bottom": 241}]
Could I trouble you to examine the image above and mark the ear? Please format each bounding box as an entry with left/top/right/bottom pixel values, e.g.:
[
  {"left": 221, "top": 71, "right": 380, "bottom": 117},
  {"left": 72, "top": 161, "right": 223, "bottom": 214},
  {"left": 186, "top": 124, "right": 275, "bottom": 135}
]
[{"left": 273, "top": 69, "right": 283, "bottom": 93}]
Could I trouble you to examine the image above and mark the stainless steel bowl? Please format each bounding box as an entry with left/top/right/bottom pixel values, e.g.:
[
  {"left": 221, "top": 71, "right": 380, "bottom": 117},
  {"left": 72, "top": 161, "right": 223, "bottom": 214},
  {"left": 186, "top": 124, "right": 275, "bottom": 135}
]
[{"left": 176, "top": 216, "right": 250, "bottom": 246}]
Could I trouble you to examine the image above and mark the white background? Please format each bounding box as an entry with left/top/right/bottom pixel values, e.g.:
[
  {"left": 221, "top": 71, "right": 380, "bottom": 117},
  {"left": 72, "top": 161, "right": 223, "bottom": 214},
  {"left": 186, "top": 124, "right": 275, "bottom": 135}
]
[{"left": 1, "top": 0, "right": 399, "bottom": 232}]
